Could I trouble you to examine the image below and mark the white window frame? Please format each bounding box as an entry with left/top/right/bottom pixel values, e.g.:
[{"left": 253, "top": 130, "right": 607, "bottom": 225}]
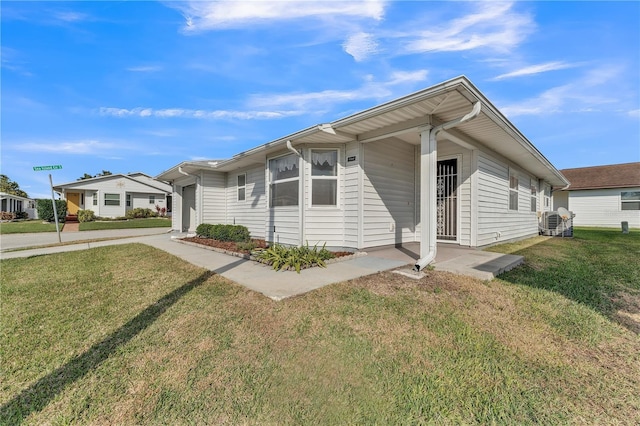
[
  {"left": 237, "top": 173, "right": 246, "bottom": 202},
  {"left": 126, "top": 194, "right": 131, "bottom": 207},
  {"left": 105, "top": 193, "right": 120, "bottom": 207},
  {"left": 621, "top": 191, "right": 640, "bottom": 211},
  {"left": 509, "top": 172, "right": 519, "bottom": 211},
  {"left": 310, "top": 149, "right": 339, "bottom": 208},
  {"left": 268, "top": 153, "right": 299, "bottom": 208},
  {"left": 149, "top": 195, "right": 155, "bottom": 204},
  {"left": 93, "top": 192, "right": 98, "bottom": 206},
  {"left": 530, "top": 179, "right": 537, "bottom": 212}
]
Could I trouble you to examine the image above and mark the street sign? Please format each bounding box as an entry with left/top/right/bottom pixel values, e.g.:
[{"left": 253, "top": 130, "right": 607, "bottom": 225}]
[{"left": 33, "top": 165, "right": 63, "bottom": 171}]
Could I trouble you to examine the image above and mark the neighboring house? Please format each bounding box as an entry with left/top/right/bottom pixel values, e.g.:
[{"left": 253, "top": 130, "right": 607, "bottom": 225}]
[
  {"left": 0, "top": 192, "right": 38, "bottom": 219},
  {"left": 53, "top": 173, "right": 172, "bottom": 218},
  {"left": 157, "top": 76, "right": 568, "bottom": 271},
  {"left": 553, "top": 162, "right": 640, "bottom": 228}
]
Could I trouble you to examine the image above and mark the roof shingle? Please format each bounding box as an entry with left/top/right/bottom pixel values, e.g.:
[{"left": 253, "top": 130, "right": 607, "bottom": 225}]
[{"left": 559, "top": 162, "right": 640, "bottom": 190}]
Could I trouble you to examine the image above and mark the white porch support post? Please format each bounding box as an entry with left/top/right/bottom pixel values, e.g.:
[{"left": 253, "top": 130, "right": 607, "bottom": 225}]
[
  {"left": 414, "top": 101, "right": 482, "bottom": 271},
  {"left": 415, "top": 126, "right": 437, "bottom": 271}
]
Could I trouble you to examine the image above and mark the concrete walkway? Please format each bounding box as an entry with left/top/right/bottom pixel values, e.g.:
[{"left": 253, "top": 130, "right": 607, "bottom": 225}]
[{"left": 1, "top": 231, "right": 523, "bottom": 300}]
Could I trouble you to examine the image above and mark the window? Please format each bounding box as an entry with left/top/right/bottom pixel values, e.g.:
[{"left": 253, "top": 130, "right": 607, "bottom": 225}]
[
  {"left": 93, "top": 192, "right": 98, "bottom": 206},
  {"left": 621, "top": 191, "right": 640, "bottom": 210},
  {"left": 105, "top": 193, "right": 120, "bottom": 206},
  {"left": 509, "top": 174, "right": 519, "bottom": 211},
  {"left": 149, "top": 195, "right": 155, "bottom": 204},
  {"left": 530, "top": 179, "right": 537, "bottom": 212},
  {"left": 126, "top": 194, "right": 131, "bottom": 207},
  {"left": 311, "top": 150, "right": 338, "bottom": 206},
  {"left": 544, "top": 185, "right": 551, "bottom": 208},
  {"left": 237, "top": 174, "right": 246, "bottom": 201},
  {"left": 269, "top": 153, "right": 299, "bottom": 207}
]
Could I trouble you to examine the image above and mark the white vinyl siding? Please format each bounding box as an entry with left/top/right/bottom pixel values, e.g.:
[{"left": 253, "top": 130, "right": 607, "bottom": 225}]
[
  {"left": 362, "top": 138, "right": 416, "bottom": 247},
  {"left": 568, "top": 187, "right": 640, "bottom": 228},
  {"left": 201, "top": 171, "right": 226, "bottom": 225},
  {"left": 225, "top": 167, "right": 266, "bottom": 240},
  {"left": 476, "top": 152, "right": 538, "bottom": 246},
  {"left": 304, "top": 147, "right": 345, "bottom": 249}
]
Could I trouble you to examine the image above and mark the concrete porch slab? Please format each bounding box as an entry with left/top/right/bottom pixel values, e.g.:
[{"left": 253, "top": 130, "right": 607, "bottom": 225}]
[{"left": 364, "top": 242, "right": 523, "bottom": 281}]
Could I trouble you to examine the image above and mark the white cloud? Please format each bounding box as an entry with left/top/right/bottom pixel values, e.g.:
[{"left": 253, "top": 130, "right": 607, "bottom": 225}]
[
  {"left": 343, "top": 32, "right": 379, "bottom": 61},
  {"left": 170, "top": 0, "right": 385, "bottom": 32},
  {"left": 98, "top": 107, "right": 304, "bottom": 120},
  {"left": 127, "top": 65, "right": 163, "bottom": 72},
  {"left": 499, "top": 66, "right": 621, "bottom": 117},
  {"left": 627, "top": 109, "right": 640, "bottom": 119},
  {"left": 54, "top": 11, "right": 89, "bottom": 22},
  {"left": 248, "top": 69, "right": 428, "bottom": 109},
  {"left": 492, "top": 61, "right": 578, "bottom": 80},
  {"left": 13, "top": 140, "right": 119, "bottom": 155},
  {"left": 402, "top": 2, "right": 534, "bottom": 54}
]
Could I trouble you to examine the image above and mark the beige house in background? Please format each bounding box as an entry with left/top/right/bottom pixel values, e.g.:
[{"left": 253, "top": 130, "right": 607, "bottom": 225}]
[
  {"left": 53, "top": 172, "right": 172, "bottom": 219},
  {"left": 553, "top": 162, "right": 640, "bottom": 228}
]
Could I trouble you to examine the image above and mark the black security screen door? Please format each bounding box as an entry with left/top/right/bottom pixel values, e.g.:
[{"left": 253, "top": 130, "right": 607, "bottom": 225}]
[{"left": 436, "top": 159, "right": 457, "bottom": 241}]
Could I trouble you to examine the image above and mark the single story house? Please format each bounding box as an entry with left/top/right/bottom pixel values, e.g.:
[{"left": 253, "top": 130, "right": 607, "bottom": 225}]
[
  {"left": 157, "top": 76, "right": 568, "bottom": 271},
  {"left": 53, "top": 172, "right": 172, "bottom": 218},
  {"left": 553, "top": 162, "right": 640, "bottom": 228},
  {"left": 0, "top": 192, "right": 38, "bottom": 219}
]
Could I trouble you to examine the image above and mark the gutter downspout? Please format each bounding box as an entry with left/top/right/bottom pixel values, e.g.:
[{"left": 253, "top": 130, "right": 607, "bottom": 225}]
[{"left": 414, "top": 102, "right": 481, "bottom": 272}]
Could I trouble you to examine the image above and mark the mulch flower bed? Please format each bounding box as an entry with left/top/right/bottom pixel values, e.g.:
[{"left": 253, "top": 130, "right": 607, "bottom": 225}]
[
  {"left": 181, "top": 237, "right": 355, "bottom": 260},
  {"left": 182, "top": 237, "right": 268, "bottom": 254}
]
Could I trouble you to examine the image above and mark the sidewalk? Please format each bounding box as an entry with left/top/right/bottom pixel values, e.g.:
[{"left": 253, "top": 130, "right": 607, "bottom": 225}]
[
  {"left": 0, "top": 233, "right": 408, "bottom": 300},
  {"left": 1, "top": 232, "right": 523, "bottom": 300}
]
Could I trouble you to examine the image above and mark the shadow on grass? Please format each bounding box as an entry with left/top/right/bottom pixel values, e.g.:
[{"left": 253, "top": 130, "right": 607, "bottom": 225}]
[
  {"left": 0, "top": 271, "right": 214, "bottom": 424},
  {"left": 494, "top": 229, "right": 640, "bottom": 334}
]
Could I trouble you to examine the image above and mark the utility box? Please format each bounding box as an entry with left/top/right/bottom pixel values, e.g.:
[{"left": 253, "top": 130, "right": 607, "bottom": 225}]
[{"left": 622, "top": 221, "right": 629, "bottom": 234}]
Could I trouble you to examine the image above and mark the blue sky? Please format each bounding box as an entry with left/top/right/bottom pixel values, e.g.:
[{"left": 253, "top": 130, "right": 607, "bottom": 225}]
[{"left": 2, "top": 1, "right": 639, "bottom": 199}]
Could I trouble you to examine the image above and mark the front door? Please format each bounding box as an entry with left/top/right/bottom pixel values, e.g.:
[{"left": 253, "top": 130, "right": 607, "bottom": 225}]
[
  {"left": 67, "top": 193, "right": 80, "bottom": 215},
  {"left": 436, "top": 159, "right": 457, "bottom": 241},
  {"left": 182, "top": 185, "right": 196, "bottom": 232}
]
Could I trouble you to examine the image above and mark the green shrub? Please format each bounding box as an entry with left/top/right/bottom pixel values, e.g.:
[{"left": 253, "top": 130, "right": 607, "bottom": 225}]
[
  {"left": 196, "top": 223, "right": 214, "bottom": 238},
  {"left": 256, "top": 243, "right": 334, "bottom": 273},
  {"left": 15, "top": 211, "right": 29, "bottom": 220},
  {"left": 195, "top": 223, "right": 250, "bottom": 242},
  {"left": 126, "top": 208, "right": 155, "bottom": 219},
  {"left": 213, "top": 224, "right": 250, "bottom": 242},
  {"left": 36, "top": 199, "right": 67, "bottom": 222},
  {"left": 77, "top": 209, "right": 96, "bottom": 223}
]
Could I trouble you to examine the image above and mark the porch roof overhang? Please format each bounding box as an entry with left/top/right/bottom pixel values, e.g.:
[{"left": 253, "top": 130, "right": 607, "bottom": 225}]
[{"left": 157, "top": 76, "right": 568, "bottom": 187}]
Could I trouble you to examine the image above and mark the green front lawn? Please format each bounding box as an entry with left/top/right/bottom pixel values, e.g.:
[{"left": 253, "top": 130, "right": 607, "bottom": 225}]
[
  {"left": 0, "top": 220, "right": 58, "bottom": 234},
  {"left": 79, "top": 217, "right": 171, "bottom": 231},
  {"left": 1, "top": 231, "right": 639, "bottom": 424}
]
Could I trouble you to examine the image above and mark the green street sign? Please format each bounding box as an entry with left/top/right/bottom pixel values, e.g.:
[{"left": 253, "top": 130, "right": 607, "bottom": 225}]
[{"left": 33, "top": 165, "right": 63, "bottom": 171}]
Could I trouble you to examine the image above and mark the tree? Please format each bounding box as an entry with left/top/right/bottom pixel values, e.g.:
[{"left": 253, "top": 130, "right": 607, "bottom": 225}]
[
  {"left": 78, "top": 170, "right": 113, "bottom": 180},
  {"left": 0, "top": 174, "right": 28, "bottom": 198}
]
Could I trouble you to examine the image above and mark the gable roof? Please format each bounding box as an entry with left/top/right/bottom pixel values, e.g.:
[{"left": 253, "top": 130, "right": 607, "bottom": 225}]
[
  {"left": 53, "top": 173, "right": 171, "bottom": 194},
  {"left": 558, "top": 162, "right": 640, "bottom": 191},
  {"left": 158, "top": 76, "right": 568, "bottom": 187}
]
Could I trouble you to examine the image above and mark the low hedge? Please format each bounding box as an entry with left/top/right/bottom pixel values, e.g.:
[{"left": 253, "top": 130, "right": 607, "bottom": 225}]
[
  {"left": 195, "top": 223, "right": 250, "bottom": 242},
  {"left": 126, "top": 208, "right": 156, "bottom": 219},
  {"left": 77, "top": 209, "right": 96, "bottom": 223},
  {"left": 36, "top": 199, "right": 67, "bottom": 222}
]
